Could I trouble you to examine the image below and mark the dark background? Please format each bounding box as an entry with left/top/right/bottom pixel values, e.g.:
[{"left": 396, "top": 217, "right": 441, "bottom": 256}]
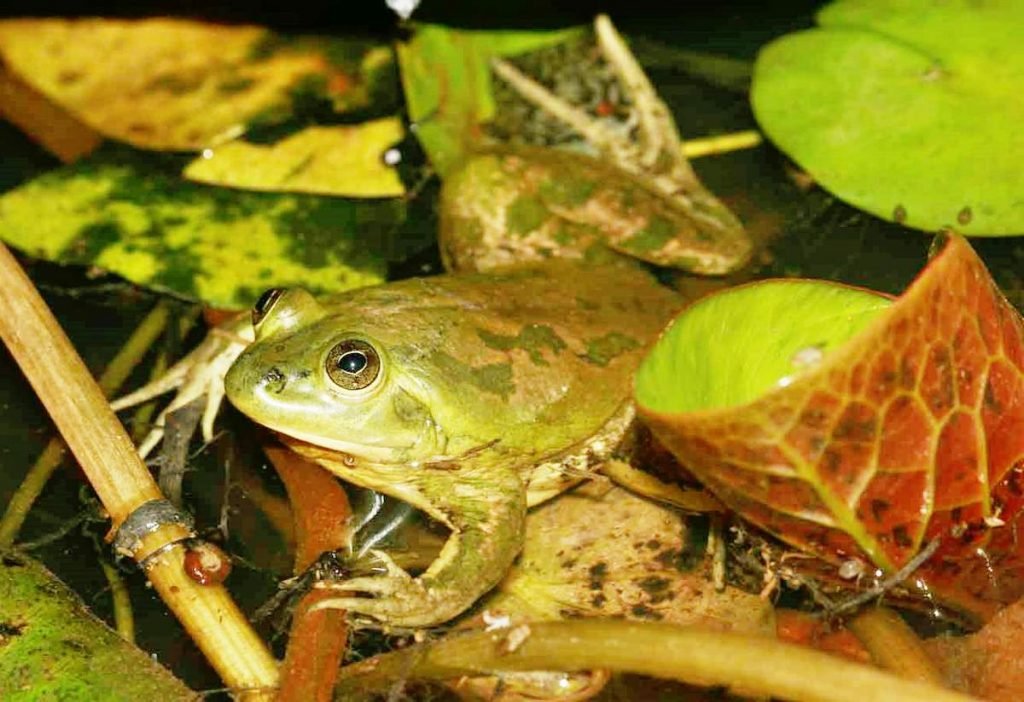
[{"left": 0, "top": 1, "right": 823, "bottom": 56}]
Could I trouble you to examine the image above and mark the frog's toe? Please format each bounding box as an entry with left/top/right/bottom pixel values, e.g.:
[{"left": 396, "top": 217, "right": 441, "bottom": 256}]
[
  {"left": 321, "top": 574, "right": 410, "bottom": 596},
  {"left": 365, "top": 548, "right": 409, "bottom": 576},
  {"left": 112, "top": 315, "right": 253, "bottom": 458},
  {"left": 309, "top": 594, "right": 414, "bottom": 625},
  {"left": 311, "top": 594, "right": 385, "bottom": 616},
  {"left": 311, "top": 580, "right": 444, "bottom": 628}
]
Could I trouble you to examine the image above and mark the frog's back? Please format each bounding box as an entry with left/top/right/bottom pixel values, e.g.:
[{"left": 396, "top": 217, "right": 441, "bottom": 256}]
[{"left": 327, "top": 259, "right": 680, "bottom": 462}]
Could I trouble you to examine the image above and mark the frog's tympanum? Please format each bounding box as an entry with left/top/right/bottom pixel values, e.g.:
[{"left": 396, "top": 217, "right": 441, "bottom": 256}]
[{"left": 115, "top": 16, "right": 751, "bottom": 628}]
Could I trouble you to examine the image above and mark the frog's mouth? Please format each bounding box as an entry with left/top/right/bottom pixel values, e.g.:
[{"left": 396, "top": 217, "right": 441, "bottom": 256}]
[{"left": 261, "top": 424, "right": 410, "bottom": 465}]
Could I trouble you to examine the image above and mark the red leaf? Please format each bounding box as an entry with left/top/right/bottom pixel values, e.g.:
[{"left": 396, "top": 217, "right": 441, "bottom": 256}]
[{"left": 642, "top": 234, "right": 1024, "bottom": 623}]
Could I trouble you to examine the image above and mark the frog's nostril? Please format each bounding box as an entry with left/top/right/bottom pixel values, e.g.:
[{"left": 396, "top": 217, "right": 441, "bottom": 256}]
[{"left": 260, "top": 367, "right": 287, "bottom": 394}]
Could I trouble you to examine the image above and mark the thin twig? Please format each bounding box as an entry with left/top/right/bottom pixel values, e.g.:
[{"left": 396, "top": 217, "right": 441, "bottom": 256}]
[{"left": 829, "top": 539, "right": 942, "bottom": 617}]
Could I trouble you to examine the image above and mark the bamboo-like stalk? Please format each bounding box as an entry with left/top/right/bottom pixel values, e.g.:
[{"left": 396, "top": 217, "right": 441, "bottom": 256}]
[
  {"left": 0, "top": 300, "right": 170, "bottom": 549},
  {"left": 335, "top": 619, "right": 979, "bottom": 702},
  {"left": 0, "top": 244, "right": 279, "bottom": 699},
  {"left": 849, "top": 607, "right": 945, "bottom": 685}
]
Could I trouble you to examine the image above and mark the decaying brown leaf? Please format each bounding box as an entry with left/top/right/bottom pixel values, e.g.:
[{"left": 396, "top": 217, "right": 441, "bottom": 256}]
[
  {"left": 482, "top": 482, "right": 775, "bottom": 633},
  {"left": 0, "top": 18, "right": 366, "bottom": 151}
]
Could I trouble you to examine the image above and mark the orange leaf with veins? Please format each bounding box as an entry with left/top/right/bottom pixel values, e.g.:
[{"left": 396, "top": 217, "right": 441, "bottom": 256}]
[{"left": 641, "top": 233, "right": 1024, "bottom": 623}]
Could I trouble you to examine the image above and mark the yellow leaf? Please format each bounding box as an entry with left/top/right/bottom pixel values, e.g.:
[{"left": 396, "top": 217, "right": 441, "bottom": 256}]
[
  {"left": 183, "top": 118, "right": 405, "bottom": 197},
  {"left": 0, "top": 18, "right": 344, "bottom": 151}
]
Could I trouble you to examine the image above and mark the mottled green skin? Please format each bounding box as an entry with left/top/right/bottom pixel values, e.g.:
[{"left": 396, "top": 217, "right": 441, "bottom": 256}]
[
  {"left": 439, "top": 148, "right": 752, "bottom": 276},
  {"left": 224, "top": 259, "right": 680, "bottom": 627}
]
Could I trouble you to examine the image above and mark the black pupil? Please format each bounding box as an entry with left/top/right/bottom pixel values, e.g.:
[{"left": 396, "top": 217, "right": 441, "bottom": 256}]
[{"left": 338, "top": 351, "right": 367, "bottom": 374}]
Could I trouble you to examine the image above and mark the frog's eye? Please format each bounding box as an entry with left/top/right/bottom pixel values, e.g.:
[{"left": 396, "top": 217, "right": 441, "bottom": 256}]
[
  {"left": 325, "top": 339, "right": 381, "bottom": 391},
  {"left": 252, "top": 288, "right": 285, "bottom": 327}
]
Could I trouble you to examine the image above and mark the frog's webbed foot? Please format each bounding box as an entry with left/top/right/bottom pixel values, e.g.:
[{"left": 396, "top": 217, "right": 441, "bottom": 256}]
[
  {"left": 111, "top": 314, "right": 254, "bottom": 457},
  {"left": 491, "top": 14, "right": 750, "bottom": 273},
  {"left": 312, "top": 549, "right": 458, "bottom": 629}
]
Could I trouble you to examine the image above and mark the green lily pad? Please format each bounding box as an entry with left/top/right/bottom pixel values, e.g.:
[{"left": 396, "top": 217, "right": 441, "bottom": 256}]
[
  {"left": 751, "top": 0, "right": 1024, "bottom": 234},
  {"left": 397, "top": 23, "right": 582, "bottom": 176},
  {"left": 635, "top": 280, "right": 891, "bottom": 414},
  {"left": 0, "top": 150, "right": 413, "bottom": 309}
]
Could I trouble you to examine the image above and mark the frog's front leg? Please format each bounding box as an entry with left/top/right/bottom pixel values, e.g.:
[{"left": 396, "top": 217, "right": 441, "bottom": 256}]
[
  {"left": 111, "top": 313, "right": 253, "bottom": 456},
  {"left": 314, "top": 465, "right": 528, "bottom": 628}
]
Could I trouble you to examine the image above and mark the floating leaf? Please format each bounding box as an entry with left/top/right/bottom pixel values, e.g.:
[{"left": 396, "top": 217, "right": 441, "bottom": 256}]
[
  {"left": 0, "top": 18, "right": 393, "bottom": 151},
  {"left": 183, "top": 118, "right": 405, "bottom": 197},
  {"left": 0, "top": 151, "right": 412, "bottom": 309},
  {"left": 483, "top": 482, "right": 774, "bottom": 633},
  {"left": 751, "top": 0, "right": 1024, "bottom": 234},
  {"left": 396, "top": 23, "right": 582, "bottom": 176},
  {"left": 637, "top": 233, "right": 1024, "bottom": 622}
]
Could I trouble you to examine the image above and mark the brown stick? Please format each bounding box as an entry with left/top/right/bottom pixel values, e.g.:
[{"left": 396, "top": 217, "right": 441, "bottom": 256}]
[
  {"left": 849, "top": 607, "right": 945, "bottom": 686},
  {"left": 0, "top": 243, "right": 278, "bottom": 699}
]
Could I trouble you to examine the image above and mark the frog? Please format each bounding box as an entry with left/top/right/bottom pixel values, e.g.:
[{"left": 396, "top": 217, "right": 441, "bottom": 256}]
[
  {"left": 113, "top": 15, "right": 751, "bottom": 628},
  {"left": 223, "top": 260, "right": 680, "bottom": 626}
]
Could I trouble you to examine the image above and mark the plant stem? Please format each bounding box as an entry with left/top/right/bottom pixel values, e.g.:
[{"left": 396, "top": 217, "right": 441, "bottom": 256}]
[
  {"left": 335, "top": 619, "right": 979, "bottom": 702},
  {"left": 0, "top": 299, "right": 170, "bottom": 549},
  {"left": 683, "top": 130, "right": 763, "bottom": 159},
  {"left": 99, "top": 557, "right": 135, "bottom": 642},
  {"left": 0, "top": 244, "right": 278, "bottom": 699},
  {"left": 849, "top": 607, "right": 944, "bottom": 685}
]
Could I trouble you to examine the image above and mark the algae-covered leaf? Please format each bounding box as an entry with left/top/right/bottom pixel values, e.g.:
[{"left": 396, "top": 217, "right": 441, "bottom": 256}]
[
  {"left": 751, "top": 0, "right": 1024, "bottom": 234},
  {"left": 637, "top": 234, "right": 1024, "bottom": 623},
  {"left": 0, "top": 554, "right": 194, "bottom": 700},
  {"left": 183, "top": 118, "right": 405, "bottom": 197},
  {"left": 0, "top": 151, "right": 412, "bottom": 309},
  {"left": 397, "top": 23, "right": 582, "bottom": 176},
  {"left": 0, "top": 18, "right": 394, "bottom": 151}
]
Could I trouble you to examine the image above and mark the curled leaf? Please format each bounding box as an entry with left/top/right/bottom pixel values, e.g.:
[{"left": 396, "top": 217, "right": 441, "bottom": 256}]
[{"left": 637, "top": 233, "right": 1024, "bottom": 622}]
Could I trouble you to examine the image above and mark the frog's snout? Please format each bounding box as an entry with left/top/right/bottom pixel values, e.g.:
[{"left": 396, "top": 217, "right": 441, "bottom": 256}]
[
  {"left": 224, "top": 358, "right": 295, "bottom": 406},
  {"left": 258, "top": 367, "right": 288, "bottom": 395}
]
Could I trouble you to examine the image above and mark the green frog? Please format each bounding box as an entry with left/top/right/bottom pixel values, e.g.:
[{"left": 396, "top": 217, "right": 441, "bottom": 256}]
[
  {"left": 224, "top": 261, "right": 679, "bottom": 626},
  {"left": 114, "top": 16, "right": 751, "bottom": 628}
]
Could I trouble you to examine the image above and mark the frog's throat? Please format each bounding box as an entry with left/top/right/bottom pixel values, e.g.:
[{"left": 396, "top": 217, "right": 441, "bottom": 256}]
[
  {"left": 272, "top": 433, "right": 459, "bottom": 528},
  {"left": 261, "top": 425, "right": 417, "bottom": 465}
]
